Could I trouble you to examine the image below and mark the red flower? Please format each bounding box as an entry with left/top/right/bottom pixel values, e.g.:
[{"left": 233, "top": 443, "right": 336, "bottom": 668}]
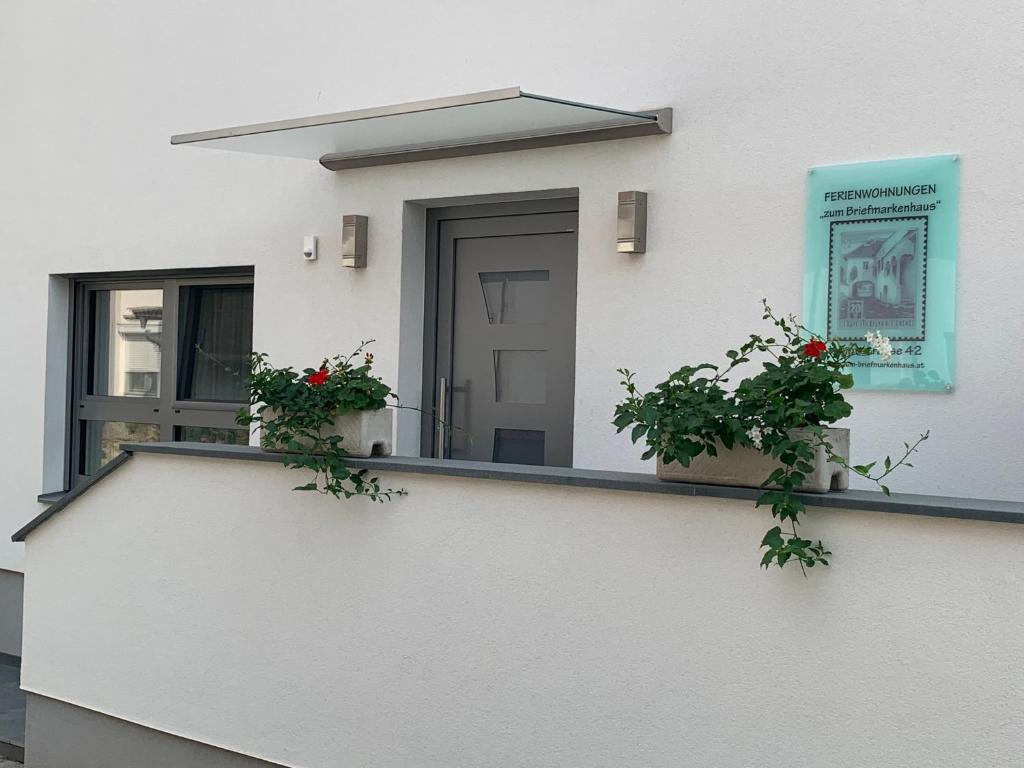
[
  {"left": 802, "top": 339, "right": 827, "bottom": 358},
  {"left": 307, "top": 367, "right": 330, "bottom": 386}
]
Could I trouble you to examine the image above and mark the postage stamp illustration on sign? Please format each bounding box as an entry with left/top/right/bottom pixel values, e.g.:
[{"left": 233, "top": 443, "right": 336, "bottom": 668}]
[{"left": 827, "top": 216, "right": 927, "bottom": 342}]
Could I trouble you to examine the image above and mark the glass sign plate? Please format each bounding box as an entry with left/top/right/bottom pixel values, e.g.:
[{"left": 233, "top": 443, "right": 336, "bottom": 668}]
[{"left": 803, "top": 155, "right": 960, "bottom": 391}]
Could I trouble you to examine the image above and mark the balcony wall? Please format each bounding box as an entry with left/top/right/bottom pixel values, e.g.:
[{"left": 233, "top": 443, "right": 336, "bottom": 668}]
[{"left": 19, "top": 448, "right": 1024, "bottom": 768}]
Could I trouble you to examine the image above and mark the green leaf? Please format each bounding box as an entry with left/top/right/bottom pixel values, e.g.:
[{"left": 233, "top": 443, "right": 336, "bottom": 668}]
[
  {"left": 756, "top": 491, "right": 786, "bottom": 508},
  {"left": 612, "top": 412, "right": 634, "bottom": 430},
  {"left": 760, "top": 526, "right": 784, "bottom": 549}
]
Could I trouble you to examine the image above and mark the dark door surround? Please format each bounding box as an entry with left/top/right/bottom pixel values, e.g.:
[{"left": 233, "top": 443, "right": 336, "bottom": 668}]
[{"left": 420, "top": 197, "right": 580, "bottom": 463}]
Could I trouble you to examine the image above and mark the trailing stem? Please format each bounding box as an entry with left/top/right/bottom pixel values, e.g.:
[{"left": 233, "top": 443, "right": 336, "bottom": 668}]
[
  {"left": 614, "top": 299, "right": 929, "bottom": 573},
  {"left": 238, "top": 342, "right": 405, "bottom": 501}
]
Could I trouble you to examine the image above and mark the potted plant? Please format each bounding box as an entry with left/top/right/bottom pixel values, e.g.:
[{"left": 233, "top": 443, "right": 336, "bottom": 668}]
[
  {"left": 613, "top": 300, "right": 928, "bottom": 571},
  {"left": 238, "top": 341, "right": 404, "bottom": 501}
]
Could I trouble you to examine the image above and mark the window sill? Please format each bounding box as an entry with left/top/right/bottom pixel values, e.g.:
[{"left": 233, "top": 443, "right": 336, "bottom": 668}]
[{"left": 36, "top": 492, "right": 66, "bottom": 506}]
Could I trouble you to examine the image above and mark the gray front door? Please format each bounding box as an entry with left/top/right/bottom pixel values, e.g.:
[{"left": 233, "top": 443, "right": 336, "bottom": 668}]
[{"left": 429, "top": 206, "right": 578, "bottom": 466}]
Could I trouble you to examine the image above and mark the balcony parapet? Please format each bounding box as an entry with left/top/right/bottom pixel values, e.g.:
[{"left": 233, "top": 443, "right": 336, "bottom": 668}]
[{"left": 17, "top": 442, "right": 1022, "bottom": 542}]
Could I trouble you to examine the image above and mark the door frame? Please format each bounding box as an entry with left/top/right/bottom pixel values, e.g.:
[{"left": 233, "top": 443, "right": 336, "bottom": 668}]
[{"left": 420, "top": 196, "right": 580, "bottom": 458}]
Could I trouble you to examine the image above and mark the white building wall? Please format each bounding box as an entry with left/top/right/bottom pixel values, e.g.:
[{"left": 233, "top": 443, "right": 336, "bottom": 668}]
[
  {"left": 21, "top": 454, "right": 1024, "bottom": 768},
  {"left": 2, "top": 0, "right": 1023, "bottom": 571}
]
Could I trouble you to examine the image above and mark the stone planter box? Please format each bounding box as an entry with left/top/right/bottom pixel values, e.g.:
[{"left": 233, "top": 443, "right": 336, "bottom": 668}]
[
  {"left": 656, "top": 427, "right": 849, "bottom": 493},
  {"left": 261, "top": 408, "right": 393, "bottom": 458}
]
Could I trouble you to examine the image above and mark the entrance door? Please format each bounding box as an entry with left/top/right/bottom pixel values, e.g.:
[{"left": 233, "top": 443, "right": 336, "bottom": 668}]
[{"left": 426, "top": 203, "right": 578, "bottom": 466}]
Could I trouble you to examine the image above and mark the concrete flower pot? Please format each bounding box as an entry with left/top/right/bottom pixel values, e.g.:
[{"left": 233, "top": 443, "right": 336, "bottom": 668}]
[
  {"left": 261, "top": 408, "right": 393, "bottom": 458},
  {"left": 656, "top": 427, "right": 849, "bottom": 494}
]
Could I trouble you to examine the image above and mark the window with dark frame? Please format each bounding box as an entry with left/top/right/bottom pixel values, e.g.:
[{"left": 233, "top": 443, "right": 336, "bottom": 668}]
[{"left": 69, "top": 270, "right": 254, "bottom": 488}]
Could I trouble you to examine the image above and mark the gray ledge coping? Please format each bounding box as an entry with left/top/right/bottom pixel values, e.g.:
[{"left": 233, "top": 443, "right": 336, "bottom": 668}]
[{"left": 16, "top": 442, "right": 1023, "bottom": 542}]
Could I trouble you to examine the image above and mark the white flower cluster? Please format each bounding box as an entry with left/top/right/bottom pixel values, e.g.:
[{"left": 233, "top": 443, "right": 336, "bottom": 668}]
[
  {"left": 865, "top": 330, "right": 893, "bottom": 362},
  {"left": 746, "top": 425, "right": 764, "bottom": 450}
]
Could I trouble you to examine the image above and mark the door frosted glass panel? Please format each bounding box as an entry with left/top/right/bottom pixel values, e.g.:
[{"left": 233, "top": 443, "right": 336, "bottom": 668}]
[
  {"left": 82, "top": 420, "right": 160, "bottom": 475},
  {"left": 479, "top": 270, "right": 549, "bottom": 324},
  {"left": 493, "top": 350, "right": 546, "bottom": 404},
  {"left": 492, "top": 428, "right": 545, "bottom": 465},
  {"left": 177, "top": 285, "right": 254, "bottom": 402},
  {"left": 89, "top": 289, "right": 163, "bottom": 397}
]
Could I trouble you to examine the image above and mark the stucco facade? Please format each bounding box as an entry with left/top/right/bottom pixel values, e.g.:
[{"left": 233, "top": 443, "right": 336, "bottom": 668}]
[
  {"left": 4, "top": 2, "right": 1024, "bottom": 764},
  {"left": 3, "top": 1, "right": 1023, "bottom": 572}
]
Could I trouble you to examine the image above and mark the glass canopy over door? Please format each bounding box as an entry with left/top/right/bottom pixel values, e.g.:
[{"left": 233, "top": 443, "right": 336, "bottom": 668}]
[{"left": 172, "top": 87, "right": 672, "bottom": 170}]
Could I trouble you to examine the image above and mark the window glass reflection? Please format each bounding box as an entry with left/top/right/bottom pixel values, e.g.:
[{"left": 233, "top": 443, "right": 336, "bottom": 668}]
[
  {"left": 82, "top": 420, "right": 160, "bottom": 475},
  {"left": 176, "top": 426, "right": 250, "bottom": 445},
  {"left": 177, "top": 285, "right": 253, "bottom": 402},
  {"left": 89, "top": 289, "right": 163, "bottom": 397}
]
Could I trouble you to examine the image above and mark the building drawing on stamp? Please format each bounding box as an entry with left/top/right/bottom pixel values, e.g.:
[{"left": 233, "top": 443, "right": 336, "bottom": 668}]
[{"left": 828, "top": 216, "right": 927, "bottom": 341}]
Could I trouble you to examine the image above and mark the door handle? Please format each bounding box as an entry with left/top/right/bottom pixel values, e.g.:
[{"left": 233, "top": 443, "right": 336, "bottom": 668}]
[{"left": 437, "top": 377, "right": 448, "bottom": 459}]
